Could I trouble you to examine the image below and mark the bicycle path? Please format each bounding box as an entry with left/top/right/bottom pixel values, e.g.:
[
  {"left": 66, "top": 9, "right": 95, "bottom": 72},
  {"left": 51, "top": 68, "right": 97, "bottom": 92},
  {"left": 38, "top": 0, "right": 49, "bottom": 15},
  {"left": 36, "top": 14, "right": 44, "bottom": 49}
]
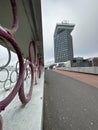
[
  {"left": 44, "top": 70, "right": 98, "bottom": 130},
  {"left": 54, "top": 69, "right": 98, "bottom": 88}
]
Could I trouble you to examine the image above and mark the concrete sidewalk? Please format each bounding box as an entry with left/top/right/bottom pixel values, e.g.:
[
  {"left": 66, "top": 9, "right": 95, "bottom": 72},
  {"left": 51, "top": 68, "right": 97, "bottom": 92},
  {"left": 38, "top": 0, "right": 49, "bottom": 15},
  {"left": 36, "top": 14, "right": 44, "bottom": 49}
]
[{"left": 1, "top": 72, "right": 44, "bottom": 130}]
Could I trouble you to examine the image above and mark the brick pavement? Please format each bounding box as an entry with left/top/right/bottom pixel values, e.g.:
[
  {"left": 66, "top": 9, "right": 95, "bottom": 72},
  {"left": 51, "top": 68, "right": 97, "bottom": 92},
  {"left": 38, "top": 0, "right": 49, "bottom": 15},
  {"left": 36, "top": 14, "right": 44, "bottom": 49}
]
[{"left": 54, "top": 69, "right": 98, "bottom": 88}]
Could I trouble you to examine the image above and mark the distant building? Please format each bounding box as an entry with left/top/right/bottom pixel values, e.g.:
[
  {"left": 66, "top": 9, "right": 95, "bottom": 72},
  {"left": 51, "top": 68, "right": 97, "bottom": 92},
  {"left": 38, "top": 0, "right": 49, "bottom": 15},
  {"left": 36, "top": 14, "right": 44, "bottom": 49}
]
[
  {"left": 88, "top": 57, "right": 98, "bottom": 66},
  {"left": 71, "top": 57, "right": 90, "bottom": 67},
  {"left": 54, "top": 21, "right": 75, "bottom": 63},
  {"left": 64, "top": 57, "right": 98, "bottom": 67}
]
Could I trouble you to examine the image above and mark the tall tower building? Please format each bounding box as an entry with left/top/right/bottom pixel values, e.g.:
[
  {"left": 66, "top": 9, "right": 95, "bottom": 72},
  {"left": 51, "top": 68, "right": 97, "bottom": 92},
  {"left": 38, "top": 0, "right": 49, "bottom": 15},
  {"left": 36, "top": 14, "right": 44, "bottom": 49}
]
[{"left": 54, "top": 21, "right": 75, "bottom": 63}]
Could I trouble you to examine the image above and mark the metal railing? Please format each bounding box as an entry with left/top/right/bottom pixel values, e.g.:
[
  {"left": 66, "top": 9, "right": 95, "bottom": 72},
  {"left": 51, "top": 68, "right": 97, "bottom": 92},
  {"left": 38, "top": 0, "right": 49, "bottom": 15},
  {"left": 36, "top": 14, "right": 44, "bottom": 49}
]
[{"left": 0, "top": 0, "right": 43, "bottom": 129}]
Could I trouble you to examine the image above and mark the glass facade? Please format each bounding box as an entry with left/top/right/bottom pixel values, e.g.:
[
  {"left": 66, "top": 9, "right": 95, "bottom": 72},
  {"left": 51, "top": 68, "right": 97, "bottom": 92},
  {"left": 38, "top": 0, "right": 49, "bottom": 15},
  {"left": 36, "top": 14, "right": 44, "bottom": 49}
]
[{"left": 54, "top": 23, "right": 75, "bottom": 63}]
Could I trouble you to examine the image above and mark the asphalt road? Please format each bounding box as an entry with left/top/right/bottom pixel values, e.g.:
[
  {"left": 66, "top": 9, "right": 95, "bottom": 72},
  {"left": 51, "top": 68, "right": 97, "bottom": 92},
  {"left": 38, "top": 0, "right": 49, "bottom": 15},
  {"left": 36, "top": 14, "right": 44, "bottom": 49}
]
[{"left": 43, "top": 70, "right": 98, "bottom": 130}]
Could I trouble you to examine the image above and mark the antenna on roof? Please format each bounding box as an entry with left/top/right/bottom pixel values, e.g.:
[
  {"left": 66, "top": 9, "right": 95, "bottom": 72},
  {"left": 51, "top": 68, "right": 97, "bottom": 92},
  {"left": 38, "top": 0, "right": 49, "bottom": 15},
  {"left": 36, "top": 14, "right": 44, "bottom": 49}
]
[{"left": 62, "top": 20, "right": 69, "bottom": 24}]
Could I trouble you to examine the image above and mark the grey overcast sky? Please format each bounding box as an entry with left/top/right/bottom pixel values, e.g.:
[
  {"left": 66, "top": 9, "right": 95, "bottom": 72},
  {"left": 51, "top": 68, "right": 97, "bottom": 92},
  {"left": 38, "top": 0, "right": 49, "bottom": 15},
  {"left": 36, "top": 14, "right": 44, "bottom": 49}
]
[
  {"left": 41, "top": 0, "right": 98, "bottom": 64},
  {"left": 0, "top": 45, "right": 18, "bottom": 66}
]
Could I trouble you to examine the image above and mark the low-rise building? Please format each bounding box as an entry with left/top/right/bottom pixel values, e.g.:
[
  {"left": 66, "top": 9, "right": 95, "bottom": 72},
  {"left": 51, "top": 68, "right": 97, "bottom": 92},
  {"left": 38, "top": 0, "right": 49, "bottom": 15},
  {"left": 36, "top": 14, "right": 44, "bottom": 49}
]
[
  {"left": 88, "top": 57, "right": 98, "bottom": 66},
  {"left": 64, "top": 57, "right": 98, "bottom": 67}
]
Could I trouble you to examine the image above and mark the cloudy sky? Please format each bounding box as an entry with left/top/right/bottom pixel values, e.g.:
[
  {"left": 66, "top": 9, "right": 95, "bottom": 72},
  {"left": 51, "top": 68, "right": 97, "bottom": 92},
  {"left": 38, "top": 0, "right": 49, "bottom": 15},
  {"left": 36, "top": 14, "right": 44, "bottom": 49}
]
[
  {"left": 0, "top": 45, "right": 18, "bottom": 66},
  {"left": 41, "top": 0, "right": 98, "bottom": 64}
]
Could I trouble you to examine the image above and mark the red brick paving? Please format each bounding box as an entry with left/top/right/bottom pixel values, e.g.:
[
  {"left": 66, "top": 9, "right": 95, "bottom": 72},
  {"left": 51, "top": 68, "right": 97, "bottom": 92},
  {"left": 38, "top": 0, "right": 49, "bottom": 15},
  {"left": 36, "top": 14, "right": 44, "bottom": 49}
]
[{"left": 54, "top": 69, "right": 98, "bottom": 88}]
